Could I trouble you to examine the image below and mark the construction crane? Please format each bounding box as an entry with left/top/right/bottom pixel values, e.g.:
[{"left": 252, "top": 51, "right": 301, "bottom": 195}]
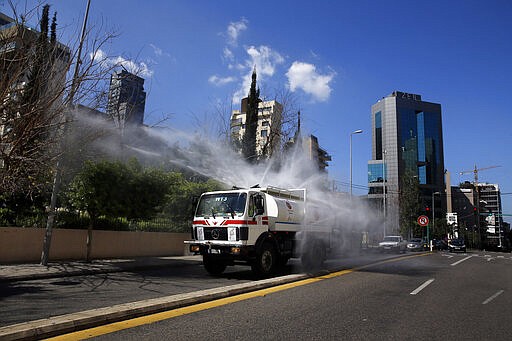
[{"left": 459, "top": 164, "right": 501, "bottom": 184}]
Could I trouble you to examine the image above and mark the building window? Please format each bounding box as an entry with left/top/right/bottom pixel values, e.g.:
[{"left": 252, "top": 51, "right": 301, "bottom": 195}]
[
  {"left": 262, "top": 121, "right": 269, "bottom": 126},
  {"left": 368, "top": 163, "right": 386, "bottom": 183},
  {"left": 375, "top": 111, "right": 382, "bottom": 160},
  {"left": 261, "top": 130, "right": 268, "bottom": 138}
]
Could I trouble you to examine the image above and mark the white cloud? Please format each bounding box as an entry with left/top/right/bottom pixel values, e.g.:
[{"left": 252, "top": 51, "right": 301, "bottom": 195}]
[
  {"left": 149, "top": 43, "right": 163, "bottom": 57},
  {"left": 286, "top": 61, "right": 335, "bottom": 102},
  {"left": 233, "top": 72, "right": 253, "bottom": 104},
  {"left": 228, "top": 63, "right": 245, "bottom": 71},
  {"left": 149, "top": 43, "right": 171, "bottom": 58},
  {"left": 246, "top": 45, "right": 284, "bottom": 77},
  {"left": 223, "top": 47, "right": 234, "bottom": 62},
  {"left": 231, "top": 45, "right": 285, "bottom": 104},
  {"left": 89, "top": 49, "right": 154, "bottom": 78},
  {"left": 227, "top": 18, "right": 248, "bottom": 46},
  {"left": 208, "top": 75, "right": 236, "bottom": 86}
]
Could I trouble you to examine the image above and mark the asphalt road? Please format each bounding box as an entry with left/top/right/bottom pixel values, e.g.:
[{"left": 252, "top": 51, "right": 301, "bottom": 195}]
[
  {"left": 0, "top": 251, "right": 403, "bottom": 327},
  {"left": 2, "top": 251, "right": 511, "bottom": 340},
  {"left": 77, "top": 251, "right": 511, "bottom": 341}
]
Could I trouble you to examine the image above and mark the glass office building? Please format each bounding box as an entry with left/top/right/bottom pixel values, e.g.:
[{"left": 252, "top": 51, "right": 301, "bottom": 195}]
[{"left": 368, "top": 91, "right": 445, "bottom": 234}]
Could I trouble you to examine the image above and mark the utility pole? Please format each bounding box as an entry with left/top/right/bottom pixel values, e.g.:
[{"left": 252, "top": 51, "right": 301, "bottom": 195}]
[
  {"left": 383, "top": 149, "right": 387, "bottom": 237},
  {"left": 41, "top": 0, "right": 91, "bottom": 266},
  {"left": 432, "top": 191, "right": 440, "bottom": 248}
]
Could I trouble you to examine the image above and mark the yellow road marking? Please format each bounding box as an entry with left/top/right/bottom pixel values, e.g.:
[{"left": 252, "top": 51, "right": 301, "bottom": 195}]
[{"left": 44, "top": 253, "right": 430, "bottom": 340}]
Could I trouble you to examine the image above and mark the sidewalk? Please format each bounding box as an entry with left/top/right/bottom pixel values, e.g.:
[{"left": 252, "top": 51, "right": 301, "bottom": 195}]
[
  {"left": 0, "top": 255, "right": 308, "bottom": 341},
  {"left": 0, "top": 255, "right": 203, "bottom": 282}
]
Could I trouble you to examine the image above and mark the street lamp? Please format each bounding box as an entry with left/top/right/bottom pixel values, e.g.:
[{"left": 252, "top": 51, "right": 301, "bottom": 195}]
[
  {"left": 349, "top": 129, "right": 363, "bottom": 197},
  {"left": 383, "top": 149, "right": 387, "bottom": 237},
  {"left": 431, "top": 191, "right": 440, "bottom": 250}
]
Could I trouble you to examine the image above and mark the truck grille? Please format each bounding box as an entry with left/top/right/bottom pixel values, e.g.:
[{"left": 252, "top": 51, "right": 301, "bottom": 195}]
[
  {"left": 193, "top": 226, "right": 248, "bottom": 241},
  {"left": 204, "top": 227, "right": 228, "bottom": 241}
]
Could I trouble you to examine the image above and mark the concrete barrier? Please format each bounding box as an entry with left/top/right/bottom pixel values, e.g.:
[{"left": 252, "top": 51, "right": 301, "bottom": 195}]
[{"left": 0, "top": 227, "right": 190, "bottom": 264}]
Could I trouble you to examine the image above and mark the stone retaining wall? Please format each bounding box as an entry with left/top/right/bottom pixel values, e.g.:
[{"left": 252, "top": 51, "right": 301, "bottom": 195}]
[{"left": 0, "top": 227, "right": 190, "bottom": 263}]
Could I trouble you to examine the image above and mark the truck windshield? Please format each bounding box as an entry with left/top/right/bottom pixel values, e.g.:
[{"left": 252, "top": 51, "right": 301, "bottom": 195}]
[{"left": 196, "top": 193, "right": 247, "bottom": 218}]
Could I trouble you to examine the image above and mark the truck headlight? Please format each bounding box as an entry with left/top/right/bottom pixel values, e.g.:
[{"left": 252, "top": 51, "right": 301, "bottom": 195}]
[
  {"left": 197, "top": 227, "right": 204, "bottom": 241},
  {"left": 228, "top": 227, "right": 237, "bottom": 241}
]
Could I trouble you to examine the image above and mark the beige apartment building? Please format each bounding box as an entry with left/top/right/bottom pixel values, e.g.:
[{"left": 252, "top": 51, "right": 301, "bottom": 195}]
[{"left": 230, "top": 99, "right": 283, "bottom": 159}]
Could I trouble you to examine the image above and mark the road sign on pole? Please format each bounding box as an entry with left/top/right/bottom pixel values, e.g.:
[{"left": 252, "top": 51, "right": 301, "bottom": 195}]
[
  {"left": 418, "top": 215, "right": 431, "bottom": 251},
  {"left": 418, "top": 215, "right": 429, "bottom": 226}
]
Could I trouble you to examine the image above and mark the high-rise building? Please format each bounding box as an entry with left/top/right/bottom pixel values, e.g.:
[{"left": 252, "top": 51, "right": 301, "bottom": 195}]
[
  {"left": 106, "top": 69, "right": 146, "bottom": 129},
  {"left": 283, "top": 112, "right": 331, "bottom": 174},
  {"left": 367, "top": 91, "right": 445, "bottom": 234},
  {"left": 230, "top": 98, "right": 283, "bottom": 159}
]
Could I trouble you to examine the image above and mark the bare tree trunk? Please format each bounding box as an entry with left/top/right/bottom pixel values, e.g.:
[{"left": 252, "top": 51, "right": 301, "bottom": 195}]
[{"left": 40, "top": 160, "right": 62, "bottom": 265}]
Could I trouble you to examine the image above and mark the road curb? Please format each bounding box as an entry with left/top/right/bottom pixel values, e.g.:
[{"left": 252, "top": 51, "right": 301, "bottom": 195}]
[{"left": 0, "top": 273, "right": 310, "bottom": 341}]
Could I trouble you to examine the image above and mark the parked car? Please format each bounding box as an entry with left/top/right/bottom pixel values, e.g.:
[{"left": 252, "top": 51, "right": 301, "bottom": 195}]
[
  {"left": 379, "top": 235, "right": 407, "bottom": 253},
  {"left": 448, "top": 238, "right": 466, "bottom": 253},
  {"left": 432, "top": 239, "right": 448, "bottom": 250},
  {"left": 406, "top": 238, "right": 424, "bottom": 252}
]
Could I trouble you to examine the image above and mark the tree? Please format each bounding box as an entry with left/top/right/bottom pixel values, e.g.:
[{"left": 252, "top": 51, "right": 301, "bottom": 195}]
[
  {"left": 0, "top": 3, "right": 118, "bottom": 196},
  {"left": 241, "top": 67, "right": 260, "bottom": 163},
  {"left": 259, "top": 87, "right": 299, "bottom": 161},
  {"left": 67, "top": 160, "right": 125, "bottom": 262},
  {"left": 0, "top": 4, "right": 63, "bottom": 195},
  {"left": 66, "top": 159, "right": 170, "bottom": 261},
  {"left": 399, "top": 170, "right": 422, "bottom": 237},
  {"left": 1, "top": 3, "right": 123, "bottom": 264},
  {"left": 160, "top": 174, "right": 221, "bottom": 230}
]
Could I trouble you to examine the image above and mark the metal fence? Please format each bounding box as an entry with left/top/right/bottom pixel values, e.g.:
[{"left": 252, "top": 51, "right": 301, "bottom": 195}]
[{"left": 0, "top": 212, "right": 190, "bottom": 233}]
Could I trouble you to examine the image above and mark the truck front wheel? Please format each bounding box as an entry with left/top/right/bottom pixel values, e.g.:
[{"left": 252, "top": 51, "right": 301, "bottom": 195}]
[
  {"left": 203, "top": 255, "right": 227, "bottom": 275},
  {"left": 252, "top": 242, "right": 277, "bottom": 277}
]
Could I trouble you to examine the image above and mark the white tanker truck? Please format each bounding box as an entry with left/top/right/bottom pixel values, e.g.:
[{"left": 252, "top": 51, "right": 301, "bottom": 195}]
[{"left": 185, "top": 186, "right": 362, "bottom": 277}]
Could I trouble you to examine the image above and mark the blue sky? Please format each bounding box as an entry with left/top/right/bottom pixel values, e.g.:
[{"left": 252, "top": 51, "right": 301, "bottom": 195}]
[{"left": 4, "top": 0, "right": 512, "bottom": 219}]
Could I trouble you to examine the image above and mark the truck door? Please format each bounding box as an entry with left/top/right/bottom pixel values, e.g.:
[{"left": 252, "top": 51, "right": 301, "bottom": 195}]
[{"left": 249, "top": 193, "right": 265, "bottom": 224}]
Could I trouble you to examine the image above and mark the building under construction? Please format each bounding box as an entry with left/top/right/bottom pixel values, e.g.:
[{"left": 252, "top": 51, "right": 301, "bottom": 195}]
[{"left": 450, "top": 182, "right": 509, "bottom": 251}]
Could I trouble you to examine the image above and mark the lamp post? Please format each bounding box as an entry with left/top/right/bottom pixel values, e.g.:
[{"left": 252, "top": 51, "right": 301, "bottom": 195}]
[
  {"left": 432, "top": 191, "right": 440, "bottom": 250},
  {"left": 349, "top": 129, "right": 363, "bottom": 197},
  {"left": 383, "top": 149, "right": 387, "bottom": 237}
]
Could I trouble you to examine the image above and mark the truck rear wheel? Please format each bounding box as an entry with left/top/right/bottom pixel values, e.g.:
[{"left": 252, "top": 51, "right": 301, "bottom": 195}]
[
  {"left": 301, "top": 240, "right": 325, "bottom": 271},
  {"left": 203, "top": 255, "right": 227, "bottom": 275},
  {"left": 252, "top": 242, "right": 277, "bottom": 277}
]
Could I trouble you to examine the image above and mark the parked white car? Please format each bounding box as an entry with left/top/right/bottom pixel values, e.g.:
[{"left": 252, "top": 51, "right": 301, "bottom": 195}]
[{"left": 379, "top": 235, "right": 407, "bottom": 253}]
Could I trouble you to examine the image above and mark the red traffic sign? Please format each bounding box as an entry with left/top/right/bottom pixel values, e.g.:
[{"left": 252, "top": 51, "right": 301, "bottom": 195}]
[{"left": 417, "top": 215, "right": 429, "bottom": 226}]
